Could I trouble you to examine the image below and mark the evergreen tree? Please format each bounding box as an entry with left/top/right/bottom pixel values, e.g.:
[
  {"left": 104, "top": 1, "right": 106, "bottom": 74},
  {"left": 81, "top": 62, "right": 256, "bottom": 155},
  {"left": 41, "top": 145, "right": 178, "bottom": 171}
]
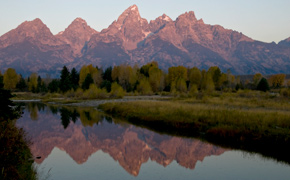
[
  {"left": 70, "top": 68, "right": 79, "bottom": 90},
  {"left": 16, "top": 75, "right": 27, "bottom": 91},
  {"left": 36, "top": 76, "right": 47, "bottom": 93},
  {"left": 48, "top": 79, "right": 60, "bottom": 93},
  {"left": 100, "top": 80, "right": 112, "bottom": 92},
  {"left": 103, "top": 66, "right": 113, "bottom": 82},
  {"left": 60, "top": 66, "right": 71, "bottom": 92},
  {"left": 60, "top": 108, "right": 71, "bottom": 129},
  {"left": 82, "top": 74, "right": 94, "bottom": 90},
  {"left": 257, "top": 78, "right": 270, "bottom": 92}
]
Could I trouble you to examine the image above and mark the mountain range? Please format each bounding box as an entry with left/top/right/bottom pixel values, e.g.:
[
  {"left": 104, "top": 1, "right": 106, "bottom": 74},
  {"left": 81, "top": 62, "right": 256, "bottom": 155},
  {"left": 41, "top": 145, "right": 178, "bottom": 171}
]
[{"left": 1, "top": 4, "right": 290, "bottom": 77}]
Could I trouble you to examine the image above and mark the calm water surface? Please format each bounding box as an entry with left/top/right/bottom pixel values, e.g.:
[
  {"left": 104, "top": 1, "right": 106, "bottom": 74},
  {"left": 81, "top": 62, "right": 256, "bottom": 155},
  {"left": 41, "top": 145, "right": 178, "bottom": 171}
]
[{"left": 16, "top": 103, "right": 290, "bottom": 180}]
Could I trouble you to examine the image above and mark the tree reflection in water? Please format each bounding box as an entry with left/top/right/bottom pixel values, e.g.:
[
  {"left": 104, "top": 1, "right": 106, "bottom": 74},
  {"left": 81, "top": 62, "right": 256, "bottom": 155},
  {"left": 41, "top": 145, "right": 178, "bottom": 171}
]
[
  {"left": 18, "top": 103, "right": 228, "bottom": 176},
  {"left": 19, "top": 103, "right": 290, "bottom": 178}
]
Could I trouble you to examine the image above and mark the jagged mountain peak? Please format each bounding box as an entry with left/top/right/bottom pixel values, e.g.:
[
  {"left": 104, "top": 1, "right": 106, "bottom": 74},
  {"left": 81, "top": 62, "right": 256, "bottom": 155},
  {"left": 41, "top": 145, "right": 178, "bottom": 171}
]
[
  {"left": 73, "top": 17, "right": 87, "bottom": 23},
  {"left": 1, "top": 5, "right": 290, "bottom": 76},
  {"left": 15, "top": 18, "right": 48, "bottom": 32},
  {"left": 27, "top": 18, "right": 44, "bottom": 25},
  {"left": 116, "top": 4, "right": 142, "bottom": 26},
  {"left": 58, "top": 17, "right": 97, "bottom": 35},
  {"left": 56, "top": 17, "right": 98, "bottom": 57},
  {"left": 127, "top": 4, "right": 139, "bottom": 13},
  {"left": 160, "top": 14, "right": 172, "bottom": 22},
  {"left": 0, "top": 18, "right": 62, "bottom": 48},
  {"left": 98, "top": 4, "right": 150, "bottom": 50},
  {"left": 149, "top": 14, "right": 173, "bottom": 33},
  {"left": 177, "top": 11, "right": 198, "bottom": 22}
]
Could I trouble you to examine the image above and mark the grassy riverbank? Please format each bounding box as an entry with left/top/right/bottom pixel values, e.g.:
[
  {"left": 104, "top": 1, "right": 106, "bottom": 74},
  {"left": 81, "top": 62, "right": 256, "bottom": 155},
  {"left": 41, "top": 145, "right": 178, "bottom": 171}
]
[{"left": 98, "top": 92, "right": 290, "bottom": 161}]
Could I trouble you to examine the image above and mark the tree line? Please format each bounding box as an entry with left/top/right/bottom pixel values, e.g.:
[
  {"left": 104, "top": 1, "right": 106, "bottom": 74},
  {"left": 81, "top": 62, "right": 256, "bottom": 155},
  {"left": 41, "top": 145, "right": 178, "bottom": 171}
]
[{"left": 0, "top": 62, "right": 288, "bottom": 97}]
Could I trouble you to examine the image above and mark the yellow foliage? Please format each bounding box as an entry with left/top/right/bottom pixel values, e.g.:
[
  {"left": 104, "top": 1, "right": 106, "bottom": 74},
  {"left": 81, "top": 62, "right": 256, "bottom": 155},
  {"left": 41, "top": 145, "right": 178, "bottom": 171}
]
[
  {"left": 188, "top": 67, "right": 201, "bottom": 87},
  {"left": 268, "top": 74, "right": 286, "bottom": 88},
  {"left": 176, "top": 78, "right": 187, "bottom": 93},
  {"left": 253, "top": 73, "right": 262, "bottom": 86},
  {"left": 3, "top": 68, "right": 20, "bottom": 90},
  {"left": 149, "top": 67, "right": 164, "bottom": 92},
  {"left": 189, "top": 84, "right": 198, "bottom": 96},
  {"left": 28, "top": 73, "right": 38, "bottom": 91},
  {"left": 79, "top": 65, "right": 89, "bottom": 86},
  {"left": 83, "top": 84, "right": 107, "bottom": 99},
  {"left": 112, "top": 65, "right": 137, "bottom": 90},
  {"left": 110, "top": 82, "right": 125, "bottom": 98},
  {"left": 137, "top": 78, "right": 153, "bottom": 95},
  {"left": 168, "top": 66, "right": 187, "bottom": 83}
]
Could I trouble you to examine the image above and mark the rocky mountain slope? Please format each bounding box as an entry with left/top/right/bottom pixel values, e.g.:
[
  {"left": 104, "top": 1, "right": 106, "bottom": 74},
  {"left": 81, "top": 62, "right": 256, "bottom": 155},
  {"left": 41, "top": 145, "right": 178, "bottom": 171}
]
[
  {"left": 279, "top": 37, "right": 290, "bottom": 47},
  {"left": 1, "top": 4, "right": 290, "bottom": 76}
]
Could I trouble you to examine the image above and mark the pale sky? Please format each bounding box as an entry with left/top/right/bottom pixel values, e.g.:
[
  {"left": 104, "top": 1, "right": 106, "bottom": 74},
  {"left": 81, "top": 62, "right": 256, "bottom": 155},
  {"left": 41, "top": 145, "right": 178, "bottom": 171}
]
[{"left": 1, "top": 0, "right": 290, "bottom": 43}]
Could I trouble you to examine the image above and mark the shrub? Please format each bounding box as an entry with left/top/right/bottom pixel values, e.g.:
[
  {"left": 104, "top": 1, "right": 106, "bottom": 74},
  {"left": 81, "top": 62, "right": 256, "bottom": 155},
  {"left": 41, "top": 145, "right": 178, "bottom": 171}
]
[
  {"left": 110, "top": 82, "right": 125, "bottom": 98},
  {"left": 280, "top": 88, "right": 290, "bottom": 97},
  {"left": 75, "top": 88, "right": 84, "bottom": 99},
  {"left": 188, "top": 84, "right": 198, "bottom": 97},
  {"left": 83, "top": 84, "right": 107, "bottom": 99},
  {"left": 65, "top": 88, "right": 75, "bottom": 98},
  {"left": 136, "top": 79, "right": 153, "bottom": 95}
]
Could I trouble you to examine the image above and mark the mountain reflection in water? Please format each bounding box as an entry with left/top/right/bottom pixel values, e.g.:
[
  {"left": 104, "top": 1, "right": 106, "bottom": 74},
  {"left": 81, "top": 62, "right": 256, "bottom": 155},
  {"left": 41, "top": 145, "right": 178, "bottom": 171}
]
[{"left": 16, "top": 103, "right": 227, "bottom": 176}]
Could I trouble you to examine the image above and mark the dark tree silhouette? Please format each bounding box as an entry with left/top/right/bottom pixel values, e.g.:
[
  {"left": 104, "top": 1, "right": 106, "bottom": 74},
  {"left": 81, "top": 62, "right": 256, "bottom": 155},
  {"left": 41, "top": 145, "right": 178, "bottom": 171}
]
[
  {"left": 60, "top": 108, "right": 71, "bottom": 129},
  {"left": 70, "top": 68, "right": 79, "bottom": 90},
  {"left": 48, "top": 79, "right": 60, "bottom": 93},
  {"left": 60, "top": 66, "right": 72, "bottom": 92},
  {"left": 82, "top": 74, "right": 94, "bottom": 90},
  {"left": 257, "top": 77, "right": 270, "bottom": 92},
  {"left": 103, "top": 66, "right": 113, "bottom": 82}
]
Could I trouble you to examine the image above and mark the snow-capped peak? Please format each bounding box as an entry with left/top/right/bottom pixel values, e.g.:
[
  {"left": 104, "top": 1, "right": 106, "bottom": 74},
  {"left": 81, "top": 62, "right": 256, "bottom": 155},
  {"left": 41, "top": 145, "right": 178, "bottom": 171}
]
[
  {"left": 163, "top": 16, "right": 171, "bottom": 21},
  {"left": 158, "top": 14, "right": 172, "bottom": 22},
  {"left": 57, "top": 31, "right": 64, "bottom": 35},
  {"left": 131, "top": 5, "right": 137, "bottom": 11}
]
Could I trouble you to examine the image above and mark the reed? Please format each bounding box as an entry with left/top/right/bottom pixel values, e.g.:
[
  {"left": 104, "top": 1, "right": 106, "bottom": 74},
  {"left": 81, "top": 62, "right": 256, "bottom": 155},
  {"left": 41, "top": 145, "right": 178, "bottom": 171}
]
[{"left": 98, "top": 99, "right": 290, "bottom": 144}]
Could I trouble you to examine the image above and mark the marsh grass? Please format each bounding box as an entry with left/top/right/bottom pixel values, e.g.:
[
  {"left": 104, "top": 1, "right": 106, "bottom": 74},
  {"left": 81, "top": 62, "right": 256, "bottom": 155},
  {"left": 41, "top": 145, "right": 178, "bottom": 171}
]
[
  {"left": 98, "top": 93, "right": 290, "bottom": 148},
  {"left": 99, "top": 96, "right": 290, "bottom": 163},
  {"left": 99, "top": 100, "right": 290, "bottom": 133}
]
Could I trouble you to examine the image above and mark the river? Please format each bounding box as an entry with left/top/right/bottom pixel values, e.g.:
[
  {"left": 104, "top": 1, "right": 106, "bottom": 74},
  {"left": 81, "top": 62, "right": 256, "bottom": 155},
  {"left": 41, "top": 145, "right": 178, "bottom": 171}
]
[{"left": 16, "top": 102, "right": 290, "bottom": 180}]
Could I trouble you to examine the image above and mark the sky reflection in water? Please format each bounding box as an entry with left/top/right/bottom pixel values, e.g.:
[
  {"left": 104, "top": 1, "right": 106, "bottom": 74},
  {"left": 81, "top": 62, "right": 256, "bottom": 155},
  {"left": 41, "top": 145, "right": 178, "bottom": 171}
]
[{"left": 16, "top": 103, "right": 290, "bottom": 180}]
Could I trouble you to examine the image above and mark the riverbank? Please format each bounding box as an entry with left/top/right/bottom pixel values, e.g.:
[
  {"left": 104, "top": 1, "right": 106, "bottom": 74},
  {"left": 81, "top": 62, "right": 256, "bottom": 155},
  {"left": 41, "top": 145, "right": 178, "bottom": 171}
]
[
  {"left": 98, "top": 92, "right": 290, "bottom": 163},
  {"left": 12, "top": 90, "right": 290, "bottom": 163},
  {"left": 0, "top": 89, "right": 37, "bottom": 180},
  {"left": 11, "top": 92, "right": 171, "bottom": 105}
]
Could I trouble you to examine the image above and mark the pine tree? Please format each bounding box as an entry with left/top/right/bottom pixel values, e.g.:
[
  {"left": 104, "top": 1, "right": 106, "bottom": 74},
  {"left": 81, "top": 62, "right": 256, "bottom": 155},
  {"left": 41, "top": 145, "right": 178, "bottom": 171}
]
[
  {"left": 103, "top": 67, "right": 113, "bottom": 82},
  {"left": 257, "top": 78, "right": 270, "bottom": 92},
  {"left": 60, "top": 66, "right": 71, "bottom": 92},
  {"left": 48, "top": 79, "right": 60, "bottom": 93},
  {"left": 16, "top": 74, "right": 27, "bottom": 91},
  {"left": 82, "top": 74, "right": 94, "bottom": 90},
  {"left": 70, "top": 68, "right": 79, "bottom": 90}
]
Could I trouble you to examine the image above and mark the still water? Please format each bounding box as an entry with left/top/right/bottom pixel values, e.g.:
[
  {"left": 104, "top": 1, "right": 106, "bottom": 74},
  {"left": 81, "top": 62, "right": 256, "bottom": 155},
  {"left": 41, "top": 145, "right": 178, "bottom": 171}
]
[{"left": 16, "top": 103, "right": 290, "bottom": 180}]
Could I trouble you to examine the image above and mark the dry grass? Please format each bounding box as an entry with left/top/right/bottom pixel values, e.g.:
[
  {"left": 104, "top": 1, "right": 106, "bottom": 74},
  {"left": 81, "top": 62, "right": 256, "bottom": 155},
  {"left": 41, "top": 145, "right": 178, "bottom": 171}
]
[{"left": 98, "top": 93, "right": 290, "bottom": 144}]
